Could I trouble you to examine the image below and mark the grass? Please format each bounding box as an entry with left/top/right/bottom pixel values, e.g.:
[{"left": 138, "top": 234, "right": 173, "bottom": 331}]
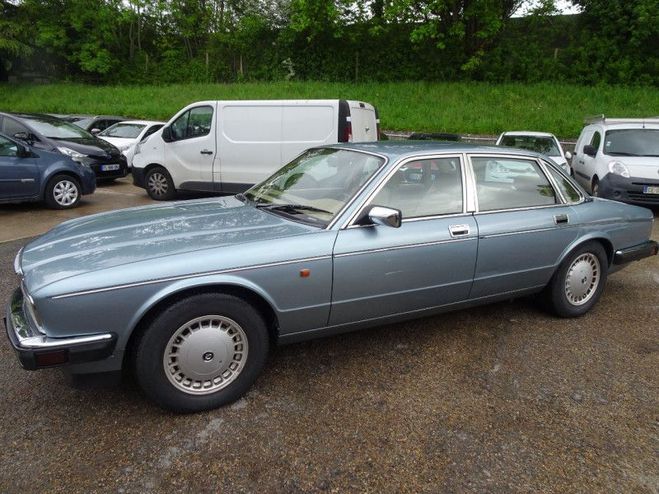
[{"left": 1, "top": 81, "right": 657, "bottom": 139}]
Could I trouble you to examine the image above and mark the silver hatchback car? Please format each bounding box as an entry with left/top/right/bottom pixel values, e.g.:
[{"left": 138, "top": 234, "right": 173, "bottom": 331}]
[{"left": 6, "top": 142, "right": 657, "bottom": 412}]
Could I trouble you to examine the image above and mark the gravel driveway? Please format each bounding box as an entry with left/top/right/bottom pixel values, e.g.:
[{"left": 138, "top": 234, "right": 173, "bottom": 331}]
[{"left": 0, "top": 211, "right": 657, "bottom": 493}]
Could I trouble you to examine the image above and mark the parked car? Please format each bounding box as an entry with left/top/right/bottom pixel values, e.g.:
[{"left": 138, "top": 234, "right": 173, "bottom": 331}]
[
  {"left": 96, "top": 120, "right": 165, "bottom": 167},
  {"left": 71, "top": 115, "right": 127, "bottom": 134},
  {"left": 572, "top": 116, "right": 659, "bottom": 205},
  {"left": 0, "top": 113, "right": 128, "bottom": 181},
  {"left": 0, "top": 132, "right": 95, "bottom": 209},
  {"left": 496, "top": 131, "right": 572, "bottom": 174},
  {"left": 132, "top": 99, "right": 380, "bottom": 200},
  {"left": 6, "top": 142, "right": 657, "bottom": 412}
]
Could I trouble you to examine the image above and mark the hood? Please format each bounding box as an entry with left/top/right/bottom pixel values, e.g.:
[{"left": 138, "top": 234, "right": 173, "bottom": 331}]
[
  {"left": 21, "top": 197, "right": 316, "bottom": 292},
  {"left": 50, "top": 136, "right": 121, "bottom": 159}
]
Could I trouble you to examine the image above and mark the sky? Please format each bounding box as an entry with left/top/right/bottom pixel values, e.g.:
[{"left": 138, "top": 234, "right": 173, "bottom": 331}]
[{"left": 515, "top": 0, "right": 582, "bottom": 16}]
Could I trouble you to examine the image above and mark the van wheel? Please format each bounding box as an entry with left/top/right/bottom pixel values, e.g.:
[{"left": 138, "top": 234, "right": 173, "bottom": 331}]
[
  {"left": 133, "top": 293, "right": 269, "bottom": 413},
  {"left": 591, "top": 177, "right": 600, "bottom": 197},
  {"left": 145, "top": 166, "right": 176, "bottom": 200},
  {"left": 44, "top": 174, "right": 81, "bottom": 209},
  {"left": 544, "top": 241, "right": 608, "bottom": 318}
]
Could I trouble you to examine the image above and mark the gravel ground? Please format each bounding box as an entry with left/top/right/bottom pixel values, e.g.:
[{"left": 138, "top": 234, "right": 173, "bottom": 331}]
[{"left": 0, "top": 213, "right": 657, "bottom": 493}]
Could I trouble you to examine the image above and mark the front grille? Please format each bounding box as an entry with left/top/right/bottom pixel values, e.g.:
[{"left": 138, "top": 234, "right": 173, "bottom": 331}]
[{"left": 627, "top": 192, "right": 659, "bottom": 203}]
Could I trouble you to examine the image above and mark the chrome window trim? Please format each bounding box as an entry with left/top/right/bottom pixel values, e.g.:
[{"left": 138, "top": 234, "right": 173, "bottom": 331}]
[
  {"left": 334, "top": 236, "right": 476, "bottom": 258},
  {"left": 323, "top": 148, "right": 390, "bottom": 230},
  {"left": 539, "top": 158, "right": 586, "bottom": 205},
  {"left": 51, "top": 255, "right": 333, "bottom": 300},
  {"left": 341, "top": 153, "right": 467, "bottom": 229},
  {"left": 466, "top": 153, "right": 563, "bottom": 214},
  {"left": 479, "top": 225, "right": 575, "bottom": 239}
]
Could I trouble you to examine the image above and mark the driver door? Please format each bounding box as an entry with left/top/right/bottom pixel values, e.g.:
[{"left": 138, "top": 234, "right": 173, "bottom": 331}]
[
  {"left": 330, "top": 155, "right": 478, "bottom": 325},
  {"left": 0, "top": 135, "right": 39, "bottom": 199}
]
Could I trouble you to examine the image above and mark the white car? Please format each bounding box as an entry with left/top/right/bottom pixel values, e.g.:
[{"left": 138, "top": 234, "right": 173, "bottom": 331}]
[
  {"left": 496, "top": 131, "right": 572, "bottom": 175},
  {"left": 571, "top": 116, "right": 659, "bottom": 205},
  {"left": 97, "top": 120, "right": 165, "bottom": 167}
]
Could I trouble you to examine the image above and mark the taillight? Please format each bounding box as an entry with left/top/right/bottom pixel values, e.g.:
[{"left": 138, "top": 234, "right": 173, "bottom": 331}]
[{"left": 341, "top": 120, "right": 353, "bottom": 142}]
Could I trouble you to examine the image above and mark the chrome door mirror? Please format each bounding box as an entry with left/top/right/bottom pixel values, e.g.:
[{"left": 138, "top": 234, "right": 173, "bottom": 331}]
[{"left": 368, "top": 206, "right": 402, "bottom": 228}]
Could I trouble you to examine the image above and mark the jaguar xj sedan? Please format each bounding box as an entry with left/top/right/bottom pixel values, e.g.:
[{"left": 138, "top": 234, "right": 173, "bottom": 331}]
[{"left": 6, "top": 142, "right": 657, "bottom": 412}]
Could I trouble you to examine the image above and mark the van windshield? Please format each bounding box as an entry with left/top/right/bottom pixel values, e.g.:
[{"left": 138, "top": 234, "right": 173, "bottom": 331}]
[
  {"left": 604, "top": 129, "right": 659, "bottom": 157},
  {"left": 244, "top": 148, "right": 385, "bottom": 227}
]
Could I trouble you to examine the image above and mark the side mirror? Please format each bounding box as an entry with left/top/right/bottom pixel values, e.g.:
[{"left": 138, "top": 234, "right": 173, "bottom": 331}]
[
  {"left": 583, "top": 145, "right": 597, "bottom": 157},
  {"left": 368, "top": 206, "right": 402, "bottom": 228},
  {"left": 161, "top": 126, "right": 172, "bottom": 142},
  {"left": 13, "top": 132, "right": 31, "bottom": 143},
  {"left": 564, "top": 151, "right": 572, "bottom": 161},
  {"left": 90, "top": 128, "right": 101, "bottom": 135}
]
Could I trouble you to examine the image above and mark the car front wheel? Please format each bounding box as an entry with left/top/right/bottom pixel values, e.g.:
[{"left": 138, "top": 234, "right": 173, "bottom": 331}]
[
  {"left": 133, "top": 293, "right": 269, "bottom": 413},
  {"left": 545, "top": 241, "right": 608, "bottom": 318},
  {"left": 44, "top": 174, "right": 81, "bottom": 209},
  {"left": 145, "top": 166, "right": 176, "bottom": 200}
]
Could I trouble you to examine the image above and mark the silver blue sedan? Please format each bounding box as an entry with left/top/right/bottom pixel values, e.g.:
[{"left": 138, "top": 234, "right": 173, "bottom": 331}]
[{"left": 6, "top": 142, "right": 657, "bottom": 412}]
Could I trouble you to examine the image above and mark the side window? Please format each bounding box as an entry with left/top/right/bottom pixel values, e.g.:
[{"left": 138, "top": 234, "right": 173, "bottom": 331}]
[
  {"left": 544, "top": 163, "right": 581, "bottom": 204},
  {"left": 472, "top": 157, "right": 557, "bottom": 211},
  {"left": 0, "top": 135, "right": 19, "bottom": 157},
  {"left": 371, "top": 157, "right": 463, "bottom": 218},
  {"left": 2, "top": 118, "right": 28, "bottom": 139},
  {"left": 143, "top": 124, "right": 163, "bottom": 140},
  {"left": 590, "top": 131, "right": 601, "bottom": 151},
  {"left": 170, "top": 106, "right": 213, "bottom": 141}
]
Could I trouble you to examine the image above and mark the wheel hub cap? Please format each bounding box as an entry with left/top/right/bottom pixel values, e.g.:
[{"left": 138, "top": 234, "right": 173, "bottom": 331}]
[
  {"left": 54, "top": 180, "right": 78, "bottom": 206},
  {"left": 565, "top": 253, "right": 600, "bottom": 306},
  {"left": 163, "top": 316, "right": 248, "bottom": 395},
  {"left": 148, "top": 173, "right": 168, "bottom": 195}
]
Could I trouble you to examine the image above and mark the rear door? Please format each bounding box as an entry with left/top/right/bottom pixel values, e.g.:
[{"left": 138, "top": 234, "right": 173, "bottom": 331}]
[
  {"left": 0, "top": 135, "right": 40, "bottom": 199},
  {"left": 468, "top": 153, "right": 578, "bottom": 298},
  {"left": 347, "top": 101, "right": 378, "bottom": 142}
]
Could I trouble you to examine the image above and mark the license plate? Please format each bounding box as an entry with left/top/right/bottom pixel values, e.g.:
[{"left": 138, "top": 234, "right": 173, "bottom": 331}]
[
  {"left": 643, "top": 185, "right": 659, "bottom": 195},
  {"left": 101, "top": 164, "right": 120, "bottom": 172}
]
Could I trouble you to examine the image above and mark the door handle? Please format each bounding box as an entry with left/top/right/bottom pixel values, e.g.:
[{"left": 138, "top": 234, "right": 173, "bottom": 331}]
[
  {"left": 200, "top": 149, "right": 213, "bottom": 155},
  {"left": 449, "top": 224, "right": 470, "bottom": 237},
  {"left": 554, "top": 214, "right": 569, "bottom": 225}
]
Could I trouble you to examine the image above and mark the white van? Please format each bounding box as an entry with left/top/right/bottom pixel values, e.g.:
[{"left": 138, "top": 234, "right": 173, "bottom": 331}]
[{"left": 132, "top": 99, "right": 379, "bottom": 200}]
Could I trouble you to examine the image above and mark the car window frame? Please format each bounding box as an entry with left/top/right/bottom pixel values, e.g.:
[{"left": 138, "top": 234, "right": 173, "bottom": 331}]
[
  {"left": 345, "top": 153, "right": 469, "bottom": 229},
  {"left": 466, "top": 153, "right": 565, "bottom": 214},
  {"left": 170, "top": 106, "right": 213, "bottom": 142},
  {"left": 540, "top": 159, "right": 585, "bottom": 205}
]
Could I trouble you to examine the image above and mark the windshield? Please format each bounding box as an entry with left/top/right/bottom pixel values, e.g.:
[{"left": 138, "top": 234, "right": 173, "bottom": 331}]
[
  {"left": 604, "top": 129, "right": 659, "bottom": 157},
  {"left": 21, "top": 117, "right": 94, "bottom": 139},
  {"left": 99, "top": 123, "right": 146, "bottom": 138},
  {"left": 244, "top": 148, "right": 385, "bottom": 226},
  {"left": 500, "top": 135, "right": 560, "bottom": 155}
]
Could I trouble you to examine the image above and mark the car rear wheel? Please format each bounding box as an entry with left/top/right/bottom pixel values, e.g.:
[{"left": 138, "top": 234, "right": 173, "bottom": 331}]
[
  {"left": 44, "top": 174, "right": 81, "bottom": 209},
  {"left": 133, "top": 293, "right": 269, "bottom": 413},
  {"left": 145, "top": 166, "right": 176, "bottom": 200},
  {"left": 544, "top": 241, "right": 608, "bottom": 317}
]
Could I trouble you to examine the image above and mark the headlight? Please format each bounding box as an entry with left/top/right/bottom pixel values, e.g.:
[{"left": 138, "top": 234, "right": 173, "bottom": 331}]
[
  {"left": 608, "top": 161, "right": 630, "bottom": 178},
  {"left": 14, "top": 247, "right": 23, "bottom": 276},
  {"left": 21, "top": 282, "right": 44, "bottom": 332},
  {"left": 57, "top": 146, "right": 91, "bottom": 167},
  {"left": 118, "top": 143, "right": 131, "bottom": 152}
]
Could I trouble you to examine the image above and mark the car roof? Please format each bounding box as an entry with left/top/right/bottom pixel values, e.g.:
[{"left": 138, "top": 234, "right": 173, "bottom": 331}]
[
  {"left": 108, "top": 120, "right": 165, "bottom": 126},
  {"left": 500, "top": 131, "right": 556, "bottom": 138},
  {"left": 325, "top": 140, "right": 549, "bottom": 161}
]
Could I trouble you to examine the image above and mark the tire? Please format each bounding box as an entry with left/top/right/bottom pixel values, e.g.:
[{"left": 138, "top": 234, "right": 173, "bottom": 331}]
[
  {"left": 544, "top": 242, "right": 608, "bottom": 318},
  {"left": 591, "top": 177, "right": 600, "bottom": 197},
  {"left": 44, "top": 174, "right": 81, "bottom": 209},
  {"left": 133, "top": 293, "right": 269, "bottom": 413},
  {"left": 145, "top": 166, "right": 176, "bottom": 200}
]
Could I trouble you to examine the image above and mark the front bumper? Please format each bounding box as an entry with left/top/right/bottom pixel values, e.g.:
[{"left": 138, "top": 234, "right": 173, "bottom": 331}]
[
  {"left": 132, "top": 166, "right": 146, "bottom": 188},
  {"left": 598, "top": 174, "right": 659, "bottom": 205},
  {"left": 89, "top": 155, "right": 129, "bottom": 180},
  {"left": 4, "top": 288, "right": 116, "bottom": 370},
  {"left": 613, "top": 240, "right": 659, "bottom": 265}
]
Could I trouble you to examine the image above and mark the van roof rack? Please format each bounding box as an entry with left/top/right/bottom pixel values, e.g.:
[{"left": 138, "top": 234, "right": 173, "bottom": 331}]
[{"left": 584, "top": 115, "right": 659, "bottom": 125}]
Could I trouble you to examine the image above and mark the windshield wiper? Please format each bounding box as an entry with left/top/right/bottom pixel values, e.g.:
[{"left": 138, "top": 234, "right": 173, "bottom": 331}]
[{"left": 257, "top": 203, "right": 332, "bottom": 215}]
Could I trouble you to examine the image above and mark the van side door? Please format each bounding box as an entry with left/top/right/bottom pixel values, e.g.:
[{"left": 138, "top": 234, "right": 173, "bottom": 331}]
[{"left": 165, "top": 104, "right": 215, "bottom": 191}]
